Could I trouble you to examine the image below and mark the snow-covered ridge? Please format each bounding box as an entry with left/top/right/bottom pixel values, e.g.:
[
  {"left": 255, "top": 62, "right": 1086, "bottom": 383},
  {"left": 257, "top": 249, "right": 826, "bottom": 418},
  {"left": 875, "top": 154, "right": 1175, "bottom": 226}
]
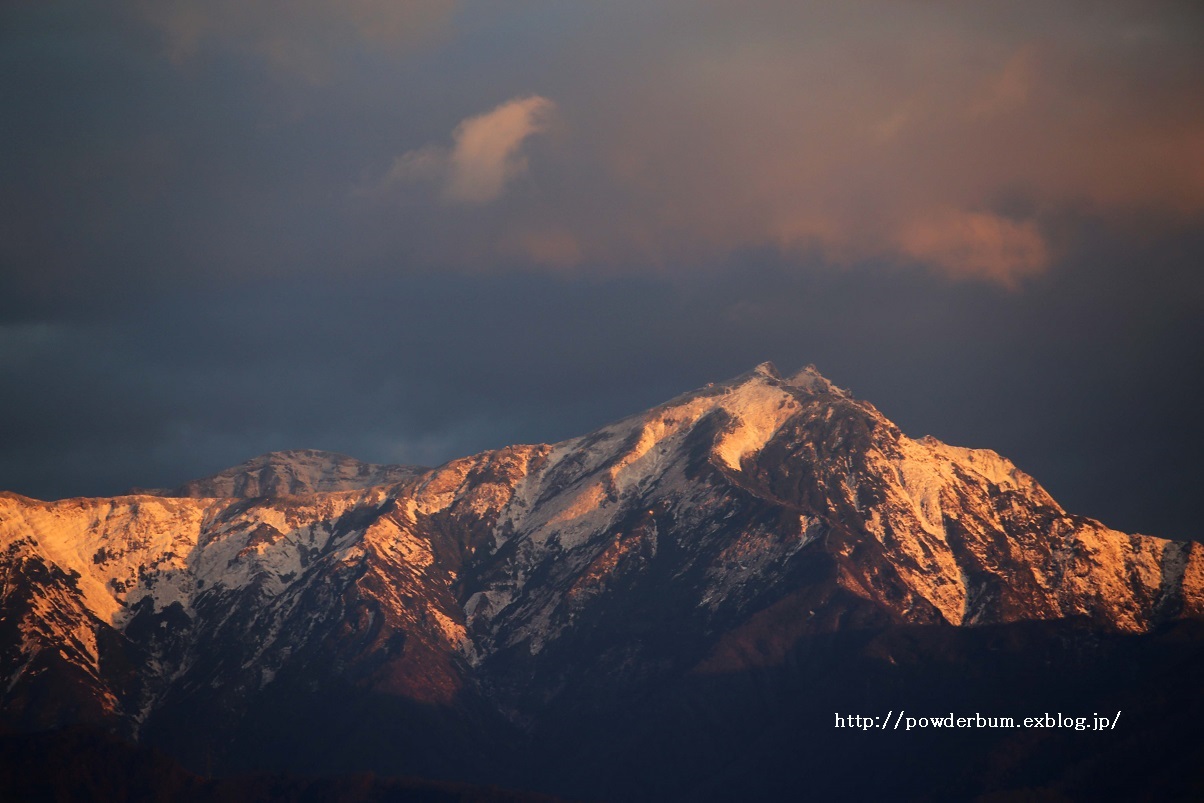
[
  {"left": 2, "top": 363, "right": 1203, "bottom": 735},
  {"left": 0, "top": 489, "right": 398, "bottom": 627}
]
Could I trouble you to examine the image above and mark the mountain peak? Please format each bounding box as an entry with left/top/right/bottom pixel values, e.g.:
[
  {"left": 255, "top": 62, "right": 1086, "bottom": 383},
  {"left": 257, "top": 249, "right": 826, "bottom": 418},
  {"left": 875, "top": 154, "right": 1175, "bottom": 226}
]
[
  {"left": 752, "top": 360, "right": 780, "bottom": 379},
  {"left": 729, "top": 361, "right": 844, "bottom": 393},
  {"left": 781, "top": 363, "right": 844, "bottom": 396}
]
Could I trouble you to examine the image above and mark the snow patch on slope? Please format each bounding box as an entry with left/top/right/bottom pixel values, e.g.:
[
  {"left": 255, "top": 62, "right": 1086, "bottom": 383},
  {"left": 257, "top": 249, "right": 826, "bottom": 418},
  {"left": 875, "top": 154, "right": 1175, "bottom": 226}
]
[
  {"left": 0, "top": 496, "right": 216, "bottom": 624},
  {"left": 713, "top": 380, "right": 800, "bottom": 471}
]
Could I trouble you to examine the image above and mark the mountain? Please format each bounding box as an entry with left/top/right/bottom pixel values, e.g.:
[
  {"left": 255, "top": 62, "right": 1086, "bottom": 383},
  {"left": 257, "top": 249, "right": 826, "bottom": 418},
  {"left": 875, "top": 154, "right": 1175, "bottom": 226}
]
[
  {"left": 2, "top": 363, "right": 1203, "bottom": 800},
  {"left": 137, "top": 449, "right": 425, "bottom": 498}
]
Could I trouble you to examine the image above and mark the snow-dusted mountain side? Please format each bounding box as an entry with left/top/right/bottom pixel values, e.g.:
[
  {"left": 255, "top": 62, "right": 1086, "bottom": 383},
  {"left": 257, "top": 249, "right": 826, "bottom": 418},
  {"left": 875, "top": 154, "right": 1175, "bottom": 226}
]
[{"left": 3, "top": 363, "right": 1203, "bottom": 800}]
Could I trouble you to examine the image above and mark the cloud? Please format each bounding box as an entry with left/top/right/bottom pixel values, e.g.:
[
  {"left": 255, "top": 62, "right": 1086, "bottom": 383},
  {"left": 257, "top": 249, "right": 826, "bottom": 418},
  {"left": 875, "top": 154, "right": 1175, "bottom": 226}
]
[
  {"left": 969, "top": 48, "right": 1035, "bottom": 119},
  {"left": 896, "top": 210, "right": 1048, "bottom": 286},
  {"left": 492, "top": 0, "right": 1203, "bottom": 284},
  {"left": 382, "top": 145, "right": 447, "bottom": 185},
  {"left": 444, "top": 95, "right": 557, "bottom": 203},
  {"left": 136, "top": 0, "right": 459, "bottom": 77},
  {"left": 501, "top": 228, "right": 582, "bottom": 269},
  {"left": 380, "top": 95, "right": 556, "bottom": 204},
  {"left": 14, "top": 1, "right": 1204, "bottom": 287}
]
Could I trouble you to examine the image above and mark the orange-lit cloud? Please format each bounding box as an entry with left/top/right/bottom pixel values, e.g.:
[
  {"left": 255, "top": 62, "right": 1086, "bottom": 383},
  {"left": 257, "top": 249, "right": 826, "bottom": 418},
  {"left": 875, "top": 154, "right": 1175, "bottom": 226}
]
[
  {"left": 379, "top": 96, "right": 556, "bottom": 205},
  {"left": 897, "top": 211, "right": 1048, "bottom": 286},
  {"left": 444, "top": 96, "right": 557, "bottom": 204}
]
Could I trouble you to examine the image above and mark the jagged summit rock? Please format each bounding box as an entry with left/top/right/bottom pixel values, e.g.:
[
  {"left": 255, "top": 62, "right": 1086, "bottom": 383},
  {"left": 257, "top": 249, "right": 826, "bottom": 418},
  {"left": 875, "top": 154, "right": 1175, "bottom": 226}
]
[
  {"left": 753, "top": 360, "right": 779, "bottom": 378},
  {"left": 783, "top": 363, "right": 848, "bottom": 395}
]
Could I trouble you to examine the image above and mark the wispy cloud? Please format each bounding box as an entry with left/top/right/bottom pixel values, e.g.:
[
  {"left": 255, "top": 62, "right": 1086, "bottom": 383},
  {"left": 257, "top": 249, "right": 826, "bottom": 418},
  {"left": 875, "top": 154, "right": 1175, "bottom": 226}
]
[{"left": 378, "top": 95, "right": 556, "bottom": 204}]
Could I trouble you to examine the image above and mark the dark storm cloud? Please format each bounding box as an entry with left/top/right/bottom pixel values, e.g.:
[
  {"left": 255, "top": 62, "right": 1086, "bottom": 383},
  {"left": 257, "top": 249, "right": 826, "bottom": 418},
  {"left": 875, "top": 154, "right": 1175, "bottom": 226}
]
[{"left": 1, "top": 1, "right": 1202, "bottom": 542}]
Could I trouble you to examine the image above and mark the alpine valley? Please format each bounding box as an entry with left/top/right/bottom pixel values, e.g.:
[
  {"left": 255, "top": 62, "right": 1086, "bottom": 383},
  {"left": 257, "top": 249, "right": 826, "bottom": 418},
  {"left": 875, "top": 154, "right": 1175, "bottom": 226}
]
[{"left": 3, "top": 364, "right": 1203, "bottom": 801}]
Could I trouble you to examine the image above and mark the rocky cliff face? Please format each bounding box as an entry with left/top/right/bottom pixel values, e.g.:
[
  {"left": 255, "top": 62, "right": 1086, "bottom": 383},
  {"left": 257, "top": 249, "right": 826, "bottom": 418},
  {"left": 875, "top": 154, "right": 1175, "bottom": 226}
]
[{"left": 2, "top": 363, "right": 1202, "bottom": 796}]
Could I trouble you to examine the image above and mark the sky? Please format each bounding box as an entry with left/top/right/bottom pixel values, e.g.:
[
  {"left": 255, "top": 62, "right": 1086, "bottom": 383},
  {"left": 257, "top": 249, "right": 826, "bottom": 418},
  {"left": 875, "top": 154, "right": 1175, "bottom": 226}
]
[{"left": 2, "top": 1, "right": 1202, "bottom": 540}]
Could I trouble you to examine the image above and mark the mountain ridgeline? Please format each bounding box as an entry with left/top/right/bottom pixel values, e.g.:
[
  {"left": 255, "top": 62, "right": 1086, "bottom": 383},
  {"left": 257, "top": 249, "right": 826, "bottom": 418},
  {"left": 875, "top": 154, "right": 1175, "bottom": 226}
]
[{"left": 2, "top": 364, "right": 1203, "bottom": 800}]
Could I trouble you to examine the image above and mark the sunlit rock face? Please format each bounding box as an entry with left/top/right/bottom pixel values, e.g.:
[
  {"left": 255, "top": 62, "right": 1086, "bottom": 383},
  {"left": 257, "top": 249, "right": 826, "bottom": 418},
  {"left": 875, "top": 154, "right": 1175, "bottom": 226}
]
[{"left": 2, "top": 364, "right": 1202, "bottom": 788}]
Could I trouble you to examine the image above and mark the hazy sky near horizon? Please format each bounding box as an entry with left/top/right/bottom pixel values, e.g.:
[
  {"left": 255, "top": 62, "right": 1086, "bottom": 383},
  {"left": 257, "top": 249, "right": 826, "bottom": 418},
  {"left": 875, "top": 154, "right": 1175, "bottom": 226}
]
[{"left": 2, "top": 1, "right": 1203, "bottom": 539}]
